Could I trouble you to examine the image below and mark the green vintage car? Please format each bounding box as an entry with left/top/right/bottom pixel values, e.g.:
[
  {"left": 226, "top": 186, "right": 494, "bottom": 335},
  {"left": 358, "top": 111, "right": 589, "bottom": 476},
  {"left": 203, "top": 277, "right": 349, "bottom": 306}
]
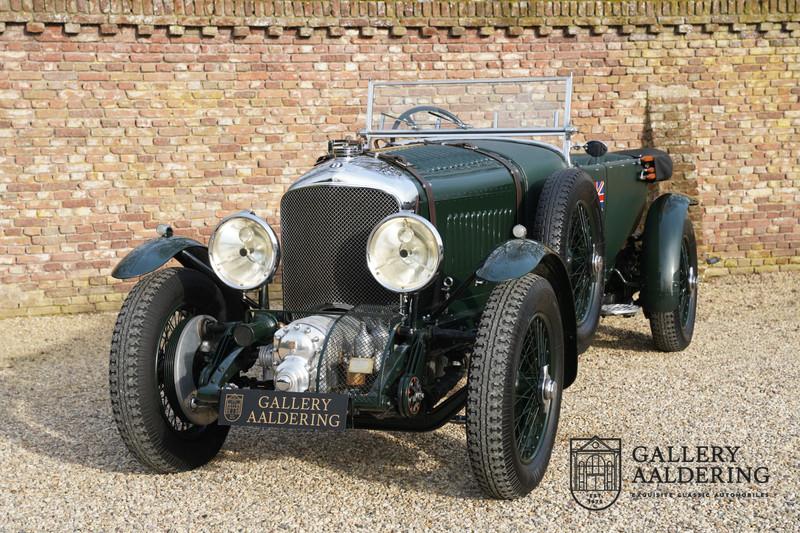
[{"left": 109, "top": 77, "right": 697, "bottom": 499}]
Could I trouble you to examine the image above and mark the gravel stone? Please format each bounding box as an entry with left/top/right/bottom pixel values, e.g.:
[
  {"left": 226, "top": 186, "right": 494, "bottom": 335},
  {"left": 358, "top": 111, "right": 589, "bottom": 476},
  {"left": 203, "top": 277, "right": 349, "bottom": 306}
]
[{"left": 0, "top": 273, "right": 797, "bottom": 531}]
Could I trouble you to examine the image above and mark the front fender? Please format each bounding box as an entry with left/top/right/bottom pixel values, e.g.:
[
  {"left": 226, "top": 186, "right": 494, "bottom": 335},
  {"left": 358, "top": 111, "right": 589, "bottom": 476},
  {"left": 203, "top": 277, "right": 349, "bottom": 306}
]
[
  {"left": 476, "top": 239, "right": 579, "bottom": 387},
  {"left": 111, "top": 236, "right": 208, "bottom": 279},
  {"left": 476, "top": 239, "right": 554, "bottom": 283},
  {"left": 641, "top": 193, "right": 691, "bottom": 313}
]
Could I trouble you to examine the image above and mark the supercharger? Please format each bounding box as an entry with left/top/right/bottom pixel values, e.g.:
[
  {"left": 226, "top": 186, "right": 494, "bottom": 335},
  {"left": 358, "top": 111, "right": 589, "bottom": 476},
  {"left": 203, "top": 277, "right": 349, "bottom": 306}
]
[
  {"left": 258, "top": 313, "right": 391, "bottom": 393},
  {"left": 257, "top": 315, "right": 336, "bottom": 392}
]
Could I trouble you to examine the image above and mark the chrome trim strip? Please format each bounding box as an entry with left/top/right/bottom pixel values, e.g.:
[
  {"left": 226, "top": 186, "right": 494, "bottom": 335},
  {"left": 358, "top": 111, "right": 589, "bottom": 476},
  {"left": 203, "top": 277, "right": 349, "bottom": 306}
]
[
  {"left": 364, "top": 128, "right": 570, "bottom": 137},
  {"left": 366, "top": 80, "right": 374, "bottom": 134},
  {"left": 563, "top": 73, "right": 574, "bottom": 163},
  {"left": 370, "top": 76, "right": 572, "bottom": 87}
]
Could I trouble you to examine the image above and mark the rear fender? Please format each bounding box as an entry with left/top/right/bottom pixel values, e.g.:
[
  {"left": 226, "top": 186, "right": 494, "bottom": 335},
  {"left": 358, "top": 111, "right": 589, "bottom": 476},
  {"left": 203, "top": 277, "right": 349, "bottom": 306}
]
[
  {"left": 111, "top": 236, "right": 210, "bottom": 279},
  {"left": 476, "top": 239, "right": 579, "bottom": 388},
  {"left": 641, "top": 193, "right": 691, "bottom": 313}
]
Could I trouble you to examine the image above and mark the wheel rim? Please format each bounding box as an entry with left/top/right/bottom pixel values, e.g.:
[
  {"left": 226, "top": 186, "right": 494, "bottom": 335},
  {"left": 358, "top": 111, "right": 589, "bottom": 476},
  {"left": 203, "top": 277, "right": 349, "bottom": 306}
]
[
  {"left": 155, "top": 306, "right": 197, "bottom": 433},
  {"left": 567, "top": 202, "right": 596, "bottom": 322},
  {"left": 514, "top": 315, "right": 556, "bottom": 464},
  {"left": 678, "top": 238, "right": 695, "bottom": 328}
]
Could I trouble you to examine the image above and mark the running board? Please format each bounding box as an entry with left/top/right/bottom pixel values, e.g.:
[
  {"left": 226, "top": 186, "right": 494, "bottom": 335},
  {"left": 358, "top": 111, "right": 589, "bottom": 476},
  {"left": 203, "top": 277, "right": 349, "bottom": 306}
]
[{"left": 601, "top": 304, "right": 640, "bottom": 317}]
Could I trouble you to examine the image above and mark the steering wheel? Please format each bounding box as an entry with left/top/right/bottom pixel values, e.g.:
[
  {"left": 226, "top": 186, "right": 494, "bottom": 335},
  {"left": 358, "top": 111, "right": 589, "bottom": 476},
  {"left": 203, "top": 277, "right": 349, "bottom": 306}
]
[{"left": 392, "top": 106, "right": 467, "bottom": 130}]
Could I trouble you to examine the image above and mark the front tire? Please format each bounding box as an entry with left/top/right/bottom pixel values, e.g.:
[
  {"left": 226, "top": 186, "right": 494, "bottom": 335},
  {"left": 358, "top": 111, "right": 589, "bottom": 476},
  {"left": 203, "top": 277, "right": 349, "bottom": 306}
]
[
  {"left": 649, "top": 218, "right": 698, "bottom": 352},
  {"left": 109, "top": 267, "right": 230, "bottom": 472},
  {"left": 466, "top": 274, "right": 564, "bottom": 499}
]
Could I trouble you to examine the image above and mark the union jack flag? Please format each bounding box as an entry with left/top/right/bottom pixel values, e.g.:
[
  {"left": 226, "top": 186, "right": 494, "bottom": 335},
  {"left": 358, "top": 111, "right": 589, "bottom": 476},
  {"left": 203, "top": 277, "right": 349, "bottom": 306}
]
[{"left": 595, "top": 180, "right": 606, "bottom": 209}]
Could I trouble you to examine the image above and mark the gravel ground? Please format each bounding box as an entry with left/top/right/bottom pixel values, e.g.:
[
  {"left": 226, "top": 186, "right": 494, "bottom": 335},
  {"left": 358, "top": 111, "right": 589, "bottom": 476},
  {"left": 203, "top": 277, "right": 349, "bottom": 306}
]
[{"left": 0, "top": 272, "right": 798, "bottom": 532}]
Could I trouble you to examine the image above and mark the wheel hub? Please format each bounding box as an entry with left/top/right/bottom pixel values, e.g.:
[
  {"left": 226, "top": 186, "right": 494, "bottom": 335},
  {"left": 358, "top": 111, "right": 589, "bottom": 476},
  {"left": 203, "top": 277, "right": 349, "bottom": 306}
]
[
  {"left": 592, "top": 247, "right": 603, "bottom": 275},
  {"left": 688, "top": 266, "right": 698, "bottom": 291},
  {"left": 166, "top": 314, "right": 218, "bottom": 426},
  {"left": 539, "top": 364, "right": 557, "bottom": 406}
]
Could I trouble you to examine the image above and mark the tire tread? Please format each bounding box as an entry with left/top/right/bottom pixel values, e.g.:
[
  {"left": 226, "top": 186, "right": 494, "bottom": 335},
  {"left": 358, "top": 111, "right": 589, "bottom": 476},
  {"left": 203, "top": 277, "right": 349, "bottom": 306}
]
[
  {"left": 466, "top": 274, "right": 554, "bottom": 499},
  {"left": 650, "top": 311, "right": 685, "bottom": 352}
]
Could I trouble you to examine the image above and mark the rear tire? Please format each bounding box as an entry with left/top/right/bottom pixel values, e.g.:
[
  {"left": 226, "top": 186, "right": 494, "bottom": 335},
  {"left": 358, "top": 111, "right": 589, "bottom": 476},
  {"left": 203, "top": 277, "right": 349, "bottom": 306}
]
[
  {"left": 649, "top": 218, "right": 698, "bottom": 352},
  {"left": 532, "top": 168, "right": 604, "bottom": 354},
  {"left": 109, "top": 267, "right": 230, "bottom": 472},
  {"left": 466, "top": 274, "right": 564, "bottom": 499}
]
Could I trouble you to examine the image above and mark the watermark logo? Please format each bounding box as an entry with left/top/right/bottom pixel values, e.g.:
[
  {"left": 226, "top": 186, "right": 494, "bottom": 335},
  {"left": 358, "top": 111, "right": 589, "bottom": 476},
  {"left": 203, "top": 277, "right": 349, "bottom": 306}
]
[
  {"left": 570, "top": 436, "right": 622, "bottom": 510},
  {"left": 222, "top": 393, "right": 244, "bottom": 423}
]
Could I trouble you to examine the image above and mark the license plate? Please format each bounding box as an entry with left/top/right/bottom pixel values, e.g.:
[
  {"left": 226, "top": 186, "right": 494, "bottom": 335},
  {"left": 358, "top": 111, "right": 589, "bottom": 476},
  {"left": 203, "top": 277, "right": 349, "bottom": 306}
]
[{"left": 218, "top": 389, "right": 348, "bottom": 431}]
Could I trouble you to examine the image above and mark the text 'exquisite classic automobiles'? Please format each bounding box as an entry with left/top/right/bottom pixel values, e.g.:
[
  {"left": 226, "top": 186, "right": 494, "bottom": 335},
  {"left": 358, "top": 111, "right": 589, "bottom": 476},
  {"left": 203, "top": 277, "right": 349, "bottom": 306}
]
[{"left": 109, "top": 77, "right": 698, "bottom": 499}]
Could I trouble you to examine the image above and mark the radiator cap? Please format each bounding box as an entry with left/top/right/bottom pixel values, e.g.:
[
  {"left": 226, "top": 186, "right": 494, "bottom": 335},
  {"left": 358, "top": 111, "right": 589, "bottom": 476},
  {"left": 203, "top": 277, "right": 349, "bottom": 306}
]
[{"left": 328, "top": 138, "right": 365, "bottom": 158}]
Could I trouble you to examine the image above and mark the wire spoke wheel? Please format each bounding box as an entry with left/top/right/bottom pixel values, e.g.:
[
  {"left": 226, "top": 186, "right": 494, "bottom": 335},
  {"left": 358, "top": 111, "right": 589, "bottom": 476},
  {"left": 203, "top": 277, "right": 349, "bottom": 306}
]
[
  {"left": 514, "top": 315, "right": 553, "bottom": 464},
  {"left": 466, "top": 273, "right": 564, "bottom": 499},
  {"left": 155, "top": 306, "right": 196, "bottom": 433},
  {"left": 532, "top": 168, "right": 603, "bottom": 353},
  {"left": 567, "top": 203, "right": 595, "bottom": 321},
  {"left": 109, "top": 268, "right": 230, "bottom": 472}
]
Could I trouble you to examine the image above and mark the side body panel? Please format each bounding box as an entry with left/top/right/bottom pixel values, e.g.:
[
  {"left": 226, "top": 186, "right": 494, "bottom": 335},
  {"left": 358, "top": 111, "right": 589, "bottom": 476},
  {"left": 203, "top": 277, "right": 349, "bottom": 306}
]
[
  {"left": 471, "top": 139, "right": 569, "bottom": 228},
  {"left": 574, "top": 152, "right": 649, "bottom": 271}
]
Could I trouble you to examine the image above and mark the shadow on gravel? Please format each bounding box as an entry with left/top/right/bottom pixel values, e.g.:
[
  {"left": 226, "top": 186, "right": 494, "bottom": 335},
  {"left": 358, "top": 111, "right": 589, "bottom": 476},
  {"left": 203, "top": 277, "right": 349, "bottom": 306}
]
[
  {"left": 0, "top": 318, "right": 479, "bottom": 497},
  {"left": 0, "top": 318, "right": 150, "bottom": 474},
  {"left": 225, "top": 426, "right": 480, "bottom": 498},
  {"left": 592, "top": 322, "right": 654, "bottom": 353}
]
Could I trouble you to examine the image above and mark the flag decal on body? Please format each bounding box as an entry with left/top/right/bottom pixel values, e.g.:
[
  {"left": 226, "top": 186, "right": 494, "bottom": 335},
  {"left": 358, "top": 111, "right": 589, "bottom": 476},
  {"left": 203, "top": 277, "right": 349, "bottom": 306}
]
[{"left": 595, "top": 180, "right": 605, "bottom": 209}]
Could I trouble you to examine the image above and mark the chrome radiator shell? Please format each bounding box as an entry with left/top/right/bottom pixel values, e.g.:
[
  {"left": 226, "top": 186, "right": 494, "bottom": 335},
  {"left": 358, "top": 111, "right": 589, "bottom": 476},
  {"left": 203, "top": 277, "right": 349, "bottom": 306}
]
[{"left": 280, "top": 157, "right": 419, "bottom": 312}]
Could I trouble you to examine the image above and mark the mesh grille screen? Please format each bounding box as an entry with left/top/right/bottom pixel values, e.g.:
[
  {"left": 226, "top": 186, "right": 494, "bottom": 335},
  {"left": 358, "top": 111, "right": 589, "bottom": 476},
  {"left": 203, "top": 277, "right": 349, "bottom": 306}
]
[
  {"left": 315, "top": 305, "right": 401, "bottom": 395},
  {"left": 281, "top": 186, "right": 400, "bottom": 312}
]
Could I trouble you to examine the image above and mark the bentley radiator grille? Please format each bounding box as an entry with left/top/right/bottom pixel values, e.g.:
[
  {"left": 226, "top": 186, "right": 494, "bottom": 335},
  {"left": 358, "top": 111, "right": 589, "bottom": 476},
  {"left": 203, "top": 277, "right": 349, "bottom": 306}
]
[{"left": 281, "top": 186, "right": 400, "bottom": 312}]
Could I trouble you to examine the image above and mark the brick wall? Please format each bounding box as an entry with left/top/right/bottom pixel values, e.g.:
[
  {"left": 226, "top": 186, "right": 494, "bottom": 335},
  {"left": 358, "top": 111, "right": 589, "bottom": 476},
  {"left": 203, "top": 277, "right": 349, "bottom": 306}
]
[{"left": 1, "top": 1, "right": 799, "bottom": 317}]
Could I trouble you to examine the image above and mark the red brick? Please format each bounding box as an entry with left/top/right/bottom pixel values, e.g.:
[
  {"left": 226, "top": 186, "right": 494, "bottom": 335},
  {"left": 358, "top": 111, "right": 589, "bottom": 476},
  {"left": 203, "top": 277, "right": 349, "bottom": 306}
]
[{"left": 0, "top": 6, "right": 798, "bottom": 317}]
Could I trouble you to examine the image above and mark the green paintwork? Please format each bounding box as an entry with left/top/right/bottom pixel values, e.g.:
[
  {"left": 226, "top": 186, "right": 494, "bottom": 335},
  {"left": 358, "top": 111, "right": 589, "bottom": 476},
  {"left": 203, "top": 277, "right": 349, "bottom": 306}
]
[
  {"left": 476, "top": 239, "right": 554, "bottom": 282},
  {"left": 234, "top": 310, "right": 279, "bottom": 347},
  {"left": 574, "top": 154, "right": 649, "bottom": 270},
  {"left": 385, "top": 143, "right": 516, "bottom": 322},
  {"left": 384, "top": 141, "right": 568, "bottom": 324},
  {"left": 640, "top": 193, "right": 691, "bottom": 313},
  {"left": 352, "top": 343, "right": 409, "bottom": 412},
  {"left": 111, "top": 236, "right": 204, "bottom": 279},
  {"left": 195, "top": 312, "right": 278, "bottom": 406},
  {"left": 470, "top": 139, "right": 568, "bottom": 226},
  {"left": 130, "top": 138, "right": 675, "bottom": 427},
  {"left": 195, "top": 347, "right": 247, "bottom": 405}
]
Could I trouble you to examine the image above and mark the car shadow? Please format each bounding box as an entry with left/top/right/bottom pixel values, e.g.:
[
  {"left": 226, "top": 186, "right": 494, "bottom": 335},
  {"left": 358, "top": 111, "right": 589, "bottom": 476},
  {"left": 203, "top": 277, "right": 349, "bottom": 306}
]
[
  {"left": 0, "top": 317, "right": 482, "bottom": 498},
  {"left": 591, "top": 321, "right": 655, "bottom": 353}
]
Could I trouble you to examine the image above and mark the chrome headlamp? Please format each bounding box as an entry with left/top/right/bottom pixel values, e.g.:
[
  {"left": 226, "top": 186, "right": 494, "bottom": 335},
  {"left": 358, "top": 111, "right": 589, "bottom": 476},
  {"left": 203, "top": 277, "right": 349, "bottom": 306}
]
[
  {"left": 366, "top": 213, "right": 443, "bottom": 293},
  {"left": 208, "top": 211, "right": 280, "bottom": 290}
]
